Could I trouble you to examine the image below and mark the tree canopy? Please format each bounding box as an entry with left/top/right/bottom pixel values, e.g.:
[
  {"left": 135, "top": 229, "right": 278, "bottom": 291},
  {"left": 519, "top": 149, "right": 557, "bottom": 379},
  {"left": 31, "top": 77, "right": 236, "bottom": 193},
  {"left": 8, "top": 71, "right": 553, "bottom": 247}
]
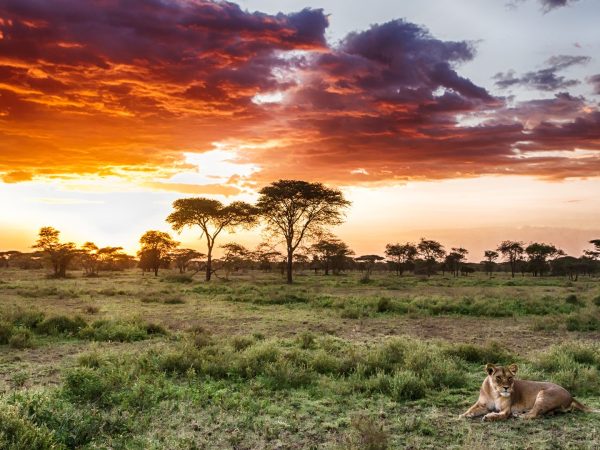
[
  {"left": 257, "top": 180, "right": 350, "bottom": 283},
  {"left": 167, "top": 197, "right": 257, "bottom": 281}
]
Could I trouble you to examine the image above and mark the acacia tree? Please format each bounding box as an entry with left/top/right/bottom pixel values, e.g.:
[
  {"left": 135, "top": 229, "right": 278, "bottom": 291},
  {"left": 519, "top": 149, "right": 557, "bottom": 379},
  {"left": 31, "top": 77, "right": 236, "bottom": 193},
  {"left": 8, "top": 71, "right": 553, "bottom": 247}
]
[
  {"left": 33, "top": 227, "right": 78, "bottom": 278},
  {"left": 138, "top": 230, "right": 177, "bottom": 276},
  {"left": 310, "top": 236, "right": 354, "bottom": 275},
  {"left": 446, "top": 247, "right": 468, "bottom": 277},
  {"left": 257, "top": 180, "right": 350, "bottom": 284},
  {"left": 166, "top": 198, "right": 257, "bottom": 281},
  {"left": 497, "top": 240, "right": 524, "bottom": 278},
  {"left": 417, "top": 238, "right": 445, "bottom": 277},
  {"left": 170, "top": 248, "right": 204, "bottom": 273},
  {"left": 355, "top": 254, "right": 385, "bottom": 280},
  {"left": 385, "top": 243, "right": 417, "bottom": 276},
  {"left": 525, "top": 242, "right": 562, "bottom": 277},
  {"left": 483, "top": 250, "right": 499, "bottom": 278}
]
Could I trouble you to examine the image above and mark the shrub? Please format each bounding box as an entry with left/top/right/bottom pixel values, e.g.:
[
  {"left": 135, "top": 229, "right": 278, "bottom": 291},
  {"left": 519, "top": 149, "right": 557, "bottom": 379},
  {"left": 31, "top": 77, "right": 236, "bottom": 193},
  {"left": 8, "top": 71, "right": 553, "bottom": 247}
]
[
  {"left": 0, "top": 404, "right": 59, "bottom": 450},
  {"left": 0, "top": 321, "right": 13, "bottom": 344},
  {"left": 388, "top": 370, "right": 428, "bottom": 401},
  {"left": 78, "top": 320, "right": 149, "bottom": 342},
  {"left": 565, "top": 294, "right": 581, "bottom": 305},
  {"left": 593, "top": 295, "right": 600, "bottom": 307},
  {"left": 36, "top": 316, "right": 87, "bottom": 336},
  {"left": 445, "top": 341, "right": 514, "bottom": 365},
  {"left": 9, "top": 329, "right": 33, "bottom": 349},
  {"left": 145, "top": 322, "right": 167, "bottom": 335},
  {"left": 376, "top": 297, "right": 393, "bottom": 313},
  {"left": 565, "top": 312, "right": 600, "bottom": 331},
  {"left": 11, "top": 311, "right": 45, "bottom": 329},
  {"left": 230, "top": 336, "right": 254, "bottom": 352}
]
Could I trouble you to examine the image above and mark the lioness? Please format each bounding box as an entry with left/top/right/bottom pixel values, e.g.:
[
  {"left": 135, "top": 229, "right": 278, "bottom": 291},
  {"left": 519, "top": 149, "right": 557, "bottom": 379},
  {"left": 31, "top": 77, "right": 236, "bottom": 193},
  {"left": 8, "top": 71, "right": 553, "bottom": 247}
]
[{"left": 460, "top": 363, "right": 594, "bottom": 421}]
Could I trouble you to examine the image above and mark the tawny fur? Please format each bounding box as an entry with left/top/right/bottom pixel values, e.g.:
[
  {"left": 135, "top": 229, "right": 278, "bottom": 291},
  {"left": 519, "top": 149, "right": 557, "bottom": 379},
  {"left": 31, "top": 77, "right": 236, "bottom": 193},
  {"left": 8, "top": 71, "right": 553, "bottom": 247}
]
[{"left": 459, "top": 363, "right": 595, "bottom": 421}]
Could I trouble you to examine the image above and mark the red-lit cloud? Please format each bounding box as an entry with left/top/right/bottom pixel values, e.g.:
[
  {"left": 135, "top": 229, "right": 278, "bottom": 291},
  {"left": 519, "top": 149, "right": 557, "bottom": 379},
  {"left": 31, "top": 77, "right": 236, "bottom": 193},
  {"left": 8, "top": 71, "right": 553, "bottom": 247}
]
[{"left": 0, "top": 0, "right": 599, "bottom": 188}]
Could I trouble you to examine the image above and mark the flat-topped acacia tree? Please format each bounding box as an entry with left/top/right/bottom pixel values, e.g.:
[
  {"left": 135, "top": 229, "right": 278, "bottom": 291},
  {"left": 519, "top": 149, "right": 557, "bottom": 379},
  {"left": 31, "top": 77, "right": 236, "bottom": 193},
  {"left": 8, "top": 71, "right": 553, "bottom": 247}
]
[
  {"left": 167, "top": 198, "right": 257, "bottom": 281},
  {"left": 257, "top": 180, "right": 350, "bottom": 284}
]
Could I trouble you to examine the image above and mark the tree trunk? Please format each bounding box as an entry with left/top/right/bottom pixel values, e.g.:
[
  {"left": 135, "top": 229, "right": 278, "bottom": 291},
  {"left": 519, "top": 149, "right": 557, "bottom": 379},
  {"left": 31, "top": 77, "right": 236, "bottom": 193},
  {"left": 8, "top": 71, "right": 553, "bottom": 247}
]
[
  {"left": 286, "top": 247, "right": 293, "bottom": 284},
  {"left": 206, "top": 246, "right": 213, "bottom": 281}
]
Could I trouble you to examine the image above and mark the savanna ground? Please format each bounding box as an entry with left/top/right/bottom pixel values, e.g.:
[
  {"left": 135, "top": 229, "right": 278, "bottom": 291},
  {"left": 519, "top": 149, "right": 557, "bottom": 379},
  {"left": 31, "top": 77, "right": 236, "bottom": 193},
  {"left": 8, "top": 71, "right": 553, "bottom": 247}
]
[{"left": 1, "top": 268, "right": 599, "bottom": 449}]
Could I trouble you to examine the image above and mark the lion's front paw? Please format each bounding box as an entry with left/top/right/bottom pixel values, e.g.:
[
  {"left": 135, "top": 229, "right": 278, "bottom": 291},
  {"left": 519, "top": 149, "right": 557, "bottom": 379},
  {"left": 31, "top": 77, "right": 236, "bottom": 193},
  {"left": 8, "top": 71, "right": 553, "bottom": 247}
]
[
  {"left": 459, "top": 413, "right": 472, "bottom": 419},
  {"left": 482, "top": 413, "right": 497, "bottom": 422}
]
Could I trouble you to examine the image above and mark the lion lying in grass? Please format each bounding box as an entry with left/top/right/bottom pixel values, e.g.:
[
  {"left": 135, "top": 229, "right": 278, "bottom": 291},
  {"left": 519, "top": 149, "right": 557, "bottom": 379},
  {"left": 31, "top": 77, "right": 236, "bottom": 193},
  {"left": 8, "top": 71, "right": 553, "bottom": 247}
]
[{"left": 460, "top": 363, "right": 595, "bottom": 421}]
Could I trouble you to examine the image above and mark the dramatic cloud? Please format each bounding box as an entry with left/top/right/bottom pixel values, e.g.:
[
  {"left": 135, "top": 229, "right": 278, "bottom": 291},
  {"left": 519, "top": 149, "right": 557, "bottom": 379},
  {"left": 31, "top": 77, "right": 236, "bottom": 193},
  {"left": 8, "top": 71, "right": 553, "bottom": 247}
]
[
  {"left": 0, "top": 0, "right": 328, "bottom": 183},
  {"left": 494, "top": 55, "right": 590, "bottom": 91},
  {"left": 0, "top": 1, "right": 599, "bottom": 187}
]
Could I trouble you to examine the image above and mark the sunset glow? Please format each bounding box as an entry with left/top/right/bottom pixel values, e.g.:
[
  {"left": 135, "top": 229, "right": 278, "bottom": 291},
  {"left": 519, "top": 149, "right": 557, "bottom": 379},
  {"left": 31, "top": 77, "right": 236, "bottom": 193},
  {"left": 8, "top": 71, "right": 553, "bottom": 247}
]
[{"left": 1, "top": 0, "right": 599, "bottom": 257}]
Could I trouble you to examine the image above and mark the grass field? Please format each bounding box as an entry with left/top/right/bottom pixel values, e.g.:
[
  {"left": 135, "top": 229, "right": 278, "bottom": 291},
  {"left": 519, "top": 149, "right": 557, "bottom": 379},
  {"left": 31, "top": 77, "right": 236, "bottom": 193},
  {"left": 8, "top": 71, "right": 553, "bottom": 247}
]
[{"left": 1, "top": 268, "right": 599, "bottom": 449}]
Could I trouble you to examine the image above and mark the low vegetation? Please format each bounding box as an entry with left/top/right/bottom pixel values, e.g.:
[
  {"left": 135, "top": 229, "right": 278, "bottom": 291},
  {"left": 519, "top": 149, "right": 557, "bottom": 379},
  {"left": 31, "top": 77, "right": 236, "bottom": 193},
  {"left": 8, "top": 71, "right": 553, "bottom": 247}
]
[{"left": 0, "top": 269, "right": 598, "bottom": 448}]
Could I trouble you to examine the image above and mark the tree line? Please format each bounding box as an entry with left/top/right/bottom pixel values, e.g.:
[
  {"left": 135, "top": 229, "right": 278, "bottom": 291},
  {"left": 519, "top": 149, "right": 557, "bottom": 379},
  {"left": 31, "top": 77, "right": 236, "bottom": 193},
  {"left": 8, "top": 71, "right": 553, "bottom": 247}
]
[{"left": 2, "top": 180, "right": 599, "bottom": 283}]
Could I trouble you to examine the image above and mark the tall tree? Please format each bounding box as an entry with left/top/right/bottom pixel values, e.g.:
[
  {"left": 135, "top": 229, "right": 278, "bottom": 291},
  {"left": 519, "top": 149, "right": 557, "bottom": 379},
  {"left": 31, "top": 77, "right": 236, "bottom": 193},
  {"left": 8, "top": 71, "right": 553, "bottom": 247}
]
[
  {"left": 33, "top": 227, "right": 78, "bottom": 278},
  {"left": 166, "top": 198, "right": 257, "bottom": 281},
  {"left": 310, "top": 236, "right": 354, "bottom": 275},
  {"left": 417, "top": 238, "right": 445, "bottom": 277},
  {"left": 138, "top": 230, "right": 177, "bottom": 276},
  {"left": 256, "top": 180, "right": 350, "bottom": 284},
  {"left": 446, "top": 247, "right": 469, "bottom": 277},
  {"left": 385, "top": 242, "right": 417, "bottom": 276},
  {"left": 525, "top": 242, "right": 562, "bottom": 277},
  {"left": 497, "top": 240, "right": 524, "bottom": 278},
  {"left": 483, "top": 250, "right": 499, "bottom": 278}
]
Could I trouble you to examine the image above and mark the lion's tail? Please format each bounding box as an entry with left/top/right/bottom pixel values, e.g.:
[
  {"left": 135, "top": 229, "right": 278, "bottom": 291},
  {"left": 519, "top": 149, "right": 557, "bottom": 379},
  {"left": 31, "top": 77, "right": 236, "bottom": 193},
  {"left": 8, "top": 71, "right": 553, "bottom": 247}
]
[{"left": 571, "top": 399, "right": 599, "bottom": 413}]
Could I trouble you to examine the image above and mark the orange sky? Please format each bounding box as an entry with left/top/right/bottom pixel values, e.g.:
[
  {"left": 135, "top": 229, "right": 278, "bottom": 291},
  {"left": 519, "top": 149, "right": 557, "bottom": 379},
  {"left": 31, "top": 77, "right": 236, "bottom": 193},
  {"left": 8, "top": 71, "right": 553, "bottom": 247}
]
[{"left": 0, "top": 0, "right": 599, "bottom": 259}]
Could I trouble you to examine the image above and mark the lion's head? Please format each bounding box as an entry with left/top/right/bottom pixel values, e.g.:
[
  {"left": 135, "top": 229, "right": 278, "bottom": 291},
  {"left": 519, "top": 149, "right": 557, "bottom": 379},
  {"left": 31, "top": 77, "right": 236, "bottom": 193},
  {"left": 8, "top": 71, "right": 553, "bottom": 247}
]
[{"left": 485, "top": 363, "right": 518, "bottom": 397}]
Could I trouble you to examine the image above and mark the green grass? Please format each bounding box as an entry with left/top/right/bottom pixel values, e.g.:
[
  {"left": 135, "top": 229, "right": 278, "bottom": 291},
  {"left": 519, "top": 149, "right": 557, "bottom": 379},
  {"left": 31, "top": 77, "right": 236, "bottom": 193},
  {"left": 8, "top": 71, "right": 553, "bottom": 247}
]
[{"left": 0, "top": 268, "right": 599, "bottom": 448}]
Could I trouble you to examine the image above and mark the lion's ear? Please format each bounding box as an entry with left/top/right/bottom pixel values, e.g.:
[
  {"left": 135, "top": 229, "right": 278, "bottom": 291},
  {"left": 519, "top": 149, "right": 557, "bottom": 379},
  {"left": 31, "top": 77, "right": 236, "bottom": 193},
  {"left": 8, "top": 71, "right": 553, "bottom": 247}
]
[
  {"left": 485, "top": 363, "right": 496, "bottom": 375},
  {"left": 508, "top": 363, "right": 518, "bottom": 374}
]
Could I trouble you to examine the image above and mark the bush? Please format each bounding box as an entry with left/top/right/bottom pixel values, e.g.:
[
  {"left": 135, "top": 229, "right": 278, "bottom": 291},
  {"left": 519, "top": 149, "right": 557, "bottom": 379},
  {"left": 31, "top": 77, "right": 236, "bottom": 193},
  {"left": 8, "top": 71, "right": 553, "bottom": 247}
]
[
  {"left": 11, "top": 311, "right": 45, "bottom": 329},
  {"left": 565, "top": 312, "right": 600, "bottom": 331},
  {"left": 388, "top": 370, "right": 428, "bottom": 400},
  {"left": 593, "top": 295, "right": 600, "bottom": 307},
  {"left": 78, "top": 320, "right": 149, "bottom": 342},
  {"left": 445, "top": 341, "right": 514, "bottom": 365},
  {"left": 0, "top": 404, "right": 59, "bottom": 450},
  {"left": 36, "top": 316, "right": 87, "bottom": 336},
  {"left": 145, "top": 322, "right": 167, "bottom": 335},
  {"left": 565, "top": 294, "right": 581, "bottom": 305},
  {"left": 531, "top": 342, "right": 600, "bottom": 396},
  {"left": 9, "top": 329, "right": 33, "bottom": 349},
  {"left": 376, "top": 297, "right": 393, "bottom": 313},
  {"left": 0, "top": 321, "right": 13, "bottom": 344}
]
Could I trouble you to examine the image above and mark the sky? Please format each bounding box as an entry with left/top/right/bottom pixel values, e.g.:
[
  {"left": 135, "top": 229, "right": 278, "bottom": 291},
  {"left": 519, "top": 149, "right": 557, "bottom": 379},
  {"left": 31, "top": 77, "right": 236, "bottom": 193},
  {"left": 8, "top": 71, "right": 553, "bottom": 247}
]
[{"left": 0, "top": 0, "right": 599, "bottom": 259}]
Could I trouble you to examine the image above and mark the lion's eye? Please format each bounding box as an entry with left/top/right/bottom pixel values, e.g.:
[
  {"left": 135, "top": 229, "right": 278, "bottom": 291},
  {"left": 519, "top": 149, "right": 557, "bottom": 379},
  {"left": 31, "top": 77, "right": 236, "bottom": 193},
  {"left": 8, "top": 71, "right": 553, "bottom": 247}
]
[
  {"left": 508, "top": 377, "right": 513, "bottom": 382},
  {"left": 496, "top": 377, "right": 501, "bottom": 382}
]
